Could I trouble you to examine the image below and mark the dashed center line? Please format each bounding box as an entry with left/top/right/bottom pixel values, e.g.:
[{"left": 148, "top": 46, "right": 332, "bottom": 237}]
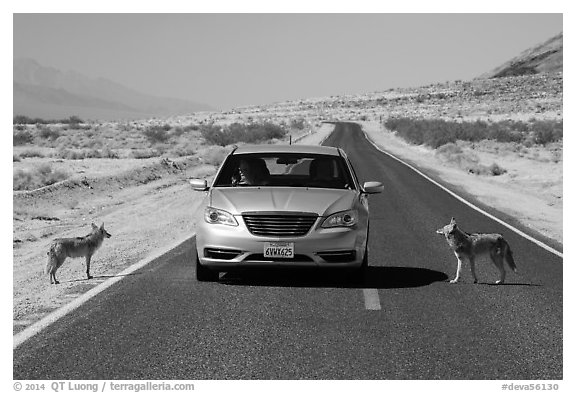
[{"left": 363, "top": 288, "right": 381, "bottom": 310}]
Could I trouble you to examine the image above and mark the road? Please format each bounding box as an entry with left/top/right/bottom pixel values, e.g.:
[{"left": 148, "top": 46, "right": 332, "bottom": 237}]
[{"left": 13, "top": 123, "right": 562, "bottom": 380}]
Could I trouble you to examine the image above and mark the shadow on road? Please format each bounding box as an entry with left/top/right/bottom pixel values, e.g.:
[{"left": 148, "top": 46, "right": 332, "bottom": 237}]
[{"left": 219, "top": 266, "right": 448, "bottom": 289}]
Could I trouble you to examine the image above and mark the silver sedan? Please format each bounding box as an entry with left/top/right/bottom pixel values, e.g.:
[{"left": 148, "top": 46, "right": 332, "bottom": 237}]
[{"left": 190, "top": 144, "right": 383, "bottom": 281}]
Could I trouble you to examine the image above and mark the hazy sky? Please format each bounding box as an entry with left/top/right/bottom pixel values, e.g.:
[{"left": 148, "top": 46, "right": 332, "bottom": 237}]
[{"left": 13, "top": 13, "right": 562, "bottom": 110}]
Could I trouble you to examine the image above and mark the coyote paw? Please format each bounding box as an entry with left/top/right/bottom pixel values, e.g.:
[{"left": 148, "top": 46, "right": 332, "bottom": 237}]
[
  {"left": 449, "top": 279, "right": 459, "bottom": 284},
  {"left": 87, "top": 275, "right": 93, "bottom": 280},
  {"left": 495, "top": 280, "right": 504, "bottom": 285},
  {"left": 473, "top": 279, "right": 478, "bottom": 284}
]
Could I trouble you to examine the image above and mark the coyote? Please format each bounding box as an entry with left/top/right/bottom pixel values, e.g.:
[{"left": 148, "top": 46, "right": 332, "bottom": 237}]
[
  {"left": 45, "top": 223, "right": 111, "bottom": 284},
  {"left": 436, "top": 218, "right": 517, "bottom": 284}
]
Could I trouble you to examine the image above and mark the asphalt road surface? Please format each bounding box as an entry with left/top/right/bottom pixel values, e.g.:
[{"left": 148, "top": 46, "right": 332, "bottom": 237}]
[{"left": 14, "top": 123, "right": 562, "bottom": 380}]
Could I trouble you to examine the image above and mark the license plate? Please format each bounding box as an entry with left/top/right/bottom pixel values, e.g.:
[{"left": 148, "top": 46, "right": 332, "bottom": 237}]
[{"left": 264, "top": 242, "right": 294, "bottom": 259}]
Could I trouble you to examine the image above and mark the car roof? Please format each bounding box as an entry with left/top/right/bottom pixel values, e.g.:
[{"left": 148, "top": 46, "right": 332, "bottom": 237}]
[{"left": 232, "top": 144, "right": 342, "bottom": 156}]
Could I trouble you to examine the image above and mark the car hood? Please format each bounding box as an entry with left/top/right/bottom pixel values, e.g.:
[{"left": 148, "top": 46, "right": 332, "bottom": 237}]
[{"left": 209, "top": 187, "right": 357, "bottom": 216}]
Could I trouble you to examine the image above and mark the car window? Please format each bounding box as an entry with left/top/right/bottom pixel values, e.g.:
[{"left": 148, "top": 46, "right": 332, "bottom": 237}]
[{"left": 213, "top": 153, "right": 355, "bottom": 189}]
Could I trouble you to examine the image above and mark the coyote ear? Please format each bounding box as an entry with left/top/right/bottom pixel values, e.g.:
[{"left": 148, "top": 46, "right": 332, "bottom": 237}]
[
  {"left": 91, "top": 223, "right": 98, "bottom": 229},
  {"left": 450, "top": 217, "right": 456, "bottom": 224},
  {"left": 100, "top": 222, "right": 105, "bottom": 229}
]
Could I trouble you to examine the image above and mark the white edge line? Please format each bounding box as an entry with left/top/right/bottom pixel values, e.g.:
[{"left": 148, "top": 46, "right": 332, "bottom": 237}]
[
  {"left": 362, "top": 130, "right": 563, "bottom": 259},
  {"left": 13, "top": 234, "right": 195, "bottom": 350}
]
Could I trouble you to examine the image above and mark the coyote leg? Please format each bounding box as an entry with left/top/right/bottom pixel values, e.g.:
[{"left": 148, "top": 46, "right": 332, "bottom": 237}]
[
  {"left": 450, "top": 252, "right": 463, "bottom": 284},
  {"left": 469, "top": 256, "right": 478, "bottom": 284},
  {"left": 86, "top": 255, "right": 93, "bottom": 280}
]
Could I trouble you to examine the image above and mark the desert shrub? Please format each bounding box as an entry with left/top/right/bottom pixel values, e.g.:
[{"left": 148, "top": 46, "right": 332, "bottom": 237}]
[
  {"left": 169, "top": 146, "right": 196, "bottom": 157},
  {"left": 466, "top": 162, "right": 507, "bottom": 176},
  {"left": 290, "top": 117, "right": 307, "bottom": 130},
  {"left": 199, "top": 125, "right": 228, "bottom": 145},
  {"left": 13, "top": 164, "right": 69, "bottom": 190},
  {"left": 101, "top": 147, "right": 119, "bottom": 159},
  {"left": 54, "top": 148, "right": 108, "bottom": 159},
  {"left": 55, "top": 149, "right": 83, "bottom": 160},
  {"left": 13, "top": 169, "right": 33, "bottom": 190},
  {"left": 171, "top": 126, "right": 186, "bottom": 138},
  {"left": 436, "top": 143, "right": 478, "bottom": 169},
  {"left": 143, "top": 124, "right": 172, "bottom": 144},
  {"left": 61, "top": 134, "right": 84, "bottom": 149},
  {"left": 488, "top": 163, "right": 507, "bottom": 176},
  {"left": 81, "top": 137, "right": 103, "bottom": 149},
  {"left": 131, "top": 148, "right": 162, "bottom": 159},
  {"left": 184, "top": 124, "right": 200, "bottom": 132},
  {"left": 201, "top": 146, "right": 229, "bottom": 166},
  {"left": 38, "top": 125, "right": 61, "bottom": 140},
  {"left": 18, "top": 149, "right": 45, "bottom": 159},
  {"left": 436, "top": 142, "right": 463, "bottom": 157},
  {"left": 14, "top": 115, "right": 34, "bottom": 124},
  {"left": 13, "top": 129, "right": 34, "bottom": 145},
  {"left": 13, "top": 115, "right": 85, "bottom": 125},
  {"left": 532, "top": 120, "right": 563, "bottom": 145},
  {"left": 14, "top": 115, "right": 51, "bottom": 124},
  {"left": 436, "top": 143, "right": 507, "bottom": 176},
  {"left": 200, "top": 122, "right": 287, "bottom": 146},
  {"left": 65, "top": 116, "right": 84, "bottom": 129},
  {"left": 84, "top": 149, "right": 103, "bottom": 159},
  {"left": 385, "top": 117, "right": 562, "bottom": 148}
]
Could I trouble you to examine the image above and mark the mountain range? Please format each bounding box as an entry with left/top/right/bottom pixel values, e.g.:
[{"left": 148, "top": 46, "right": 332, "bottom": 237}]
[
  {"left": 479, "top": 32, "right": 562, "bottom": 79},
  {"left": 13, "top": 58, "right": 215, "bottom": 121},
  {"left": 14, "top": 32, "right": 562, "bottom": 121}
]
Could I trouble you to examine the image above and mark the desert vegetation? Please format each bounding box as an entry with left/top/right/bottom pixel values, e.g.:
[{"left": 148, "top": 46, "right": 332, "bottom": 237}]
[
  {"left": 200, "top": 122, "right": 287, "bottom": 146},
  {"left": 383, "top": 117, "right": 563, "bottom": 148},
  {"left": 14, "top": 114, "right": 85, "bottom": 125},
  {"left": 13, "top": 163, "right": 69, "bottom": 191},
  {"left": 381, "top": 116, "right": 562, "bottom": 176},
  {"left": 434, "top": 142, "right": 508, "bottom": 176},
  {"left": 12, "top": 115, "right": 307, "bottom": 191}
]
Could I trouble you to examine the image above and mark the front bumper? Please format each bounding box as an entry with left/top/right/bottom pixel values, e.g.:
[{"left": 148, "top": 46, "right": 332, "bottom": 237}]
[{"left": 196, "top": 220, "right": 367, "bottom": 271}]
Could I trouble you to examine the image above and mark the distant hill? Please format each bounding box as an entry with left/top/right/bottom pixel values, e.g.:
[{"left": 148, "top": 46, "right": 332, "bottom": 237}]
[
  {"left": 13, "top": 58, "right": 216, "bottom": 121},
  {"left": 480, "top": 33, "right": 563, "bottom": 79}
]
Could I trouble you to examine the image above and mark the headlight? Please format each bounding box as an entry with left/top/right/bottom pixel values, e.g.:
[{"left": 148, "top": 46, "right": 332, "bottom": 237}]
[
  {"left": 321, "top": 210, "right": 358, "bottom": 228},
  {"left": 204, "top": 207, "right": 238, "bottom": 226}
]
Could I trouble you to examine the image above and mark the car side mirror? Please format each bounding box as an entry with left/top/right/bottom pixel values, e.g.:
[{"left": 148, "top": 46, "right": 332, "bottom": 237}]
[
  {"left": 363, "top": 181, "right": 384, "bottom": 194},
  {"left": 189, "top": 179, "right": 209, "bottom": 191}
]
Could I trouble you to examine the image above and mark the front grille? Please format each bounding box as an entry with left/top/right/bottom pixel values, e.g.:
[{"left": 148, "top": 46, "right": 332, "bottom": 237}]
[{"left": 242, "top": 212, "right": 318, "bottom": 237}]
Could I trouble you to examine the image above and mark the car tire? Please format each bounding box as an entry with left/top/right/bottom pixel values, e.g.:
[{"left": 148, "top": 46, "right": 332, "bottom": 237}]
[{"left": 196, "top": 255, "right": 219, "bottom": 282}]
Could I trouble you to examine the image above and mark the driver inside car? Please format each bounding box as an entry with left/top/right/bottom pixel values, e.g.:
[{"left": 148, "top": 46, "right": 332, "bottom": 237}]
[{"left": 232, "top": 158, "right": 270, "bottom": 186}]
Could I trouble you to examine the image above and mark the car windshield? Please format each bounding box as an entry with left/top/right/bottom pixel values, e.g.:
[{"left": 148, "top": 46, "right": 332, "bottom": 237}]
[{"left": 213, "top": 153, "right": 355, "bottom": 189}]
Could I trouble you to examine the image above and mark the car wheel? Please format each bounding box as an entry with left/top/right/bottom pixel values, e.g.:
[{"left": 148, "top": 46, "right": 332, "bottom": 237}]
[{"left": 196, "top": 255, "right": 219, "bottom": 282}]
